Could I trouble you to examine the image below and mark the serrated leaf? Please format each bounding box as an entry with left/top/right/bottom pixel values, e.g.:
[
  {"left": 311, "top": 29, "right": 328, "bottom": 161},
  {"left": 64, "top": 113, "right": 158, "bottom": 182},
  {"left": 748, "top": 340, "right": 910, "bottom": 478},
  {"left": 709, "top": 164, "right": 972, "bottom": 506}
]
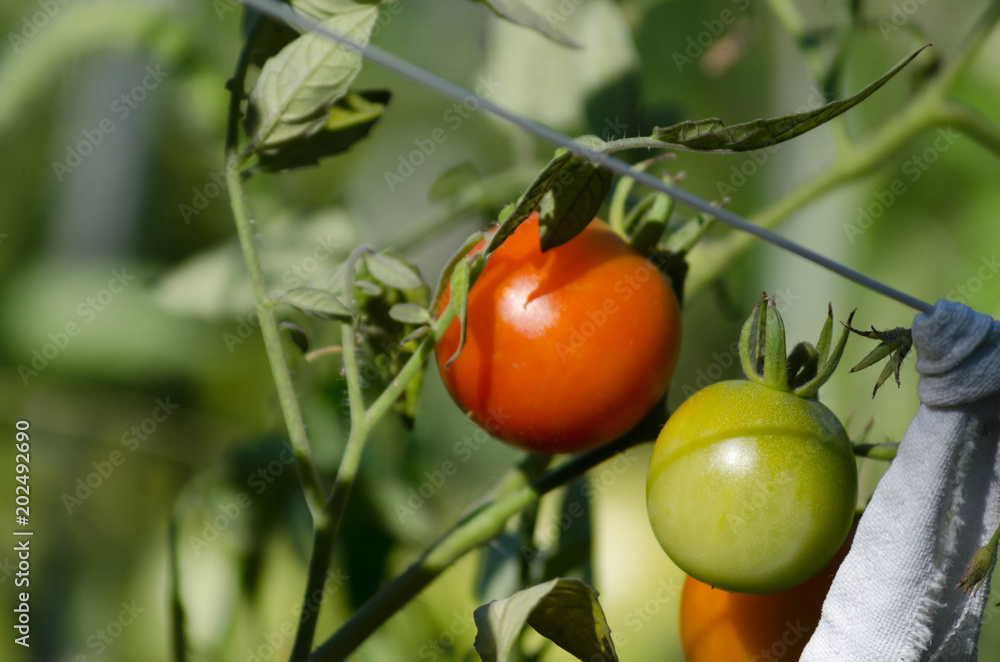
[
  {"left": 487, "top": 136, "right": 606, "bottom": 254},
  {"left": 537, "top": 157, "right": 612, "bottom": 252},
  {"left": 652, "top": 45, "right": 929, "bottom": 152},
  {"left": 365, "top": 251, "right": 423, "bottom": 290},
  {"left": 278, "top": 319, "right": 310, "bottom": 353},
  {"left": 475, "top": 0, "right": 580, "bottom": 48},
  {"left": 280, "top": 287, "right": 353, "bottom": 320},
  {"left": 486, "top": 150, "right": 575, "bottom": 253},
  {"left": 388, "top": 303, "right": 430, "bottom": 325},
  {"left": 473, "top": 578, "right": 618, "bottom": 662},
  {"left": 248, "top": 6, "right": 379, "bottom": 149},
  {"left": 257, "top": 90, "right": 390, "bottom": 171}
]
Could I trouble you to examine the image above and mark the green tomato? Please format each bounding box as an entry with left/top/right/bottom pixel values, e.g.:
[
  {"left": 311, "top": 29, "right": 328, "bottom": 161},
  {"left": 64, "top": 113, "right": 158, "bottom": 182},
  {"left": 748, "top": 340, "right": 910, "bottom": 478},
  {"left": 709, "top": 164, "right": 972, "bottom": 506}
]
[{"left": 646, "top": 380, "right": 857, "bottom": 594}]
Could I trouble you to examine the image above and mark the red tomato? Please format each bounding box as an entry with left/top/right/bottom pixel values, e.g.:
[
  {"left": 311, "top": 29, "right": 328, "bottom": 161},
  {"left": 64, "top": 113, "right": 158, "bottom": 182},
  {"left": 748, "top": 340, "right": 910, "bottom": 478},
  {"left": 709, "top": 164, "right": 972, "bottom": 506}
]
[
  {"left": 679, "top": 531, "right": 853, "bottom": 662},
  {"left": 435, "top": 213, "right": 682, "bottom": 454}
]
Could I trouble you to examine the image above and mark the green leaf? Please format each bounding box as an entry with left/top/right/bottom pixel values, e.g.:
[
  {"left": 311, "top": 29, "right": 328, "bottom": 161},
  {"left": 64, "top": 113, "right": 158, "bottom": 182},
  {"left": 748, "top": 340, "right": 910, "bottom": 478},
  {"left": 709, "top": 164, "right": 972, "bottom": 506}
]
[
  {"left": 652, "top": 45, "right": 930, "bottom": 152},
  {"left": 280, "top": 287, "right": 353, "bottom": 320},
  {"left": 388, "top": 303, "right": 430, "bottom": 325},
  {"left": 537, "top": 155, "right": 613, "bottom": 252},
  {"left": 486, "top": 150, "right": 575, "bottom": 253},
  {"left": 487, "top": 136, "right": 607, "bottom": 254},
  {"left": 247, "top": 6, "right": 380, "bottom": 149},
  {"left": 475, "top": 0, "right": 580, "bottom": 48},
  {"left": 365, "top": 251, "right": 423, "bottom": 290},
  {"left": 473, "top": 578, "right": 618, "bottom": 662},
  {"left": 257, "top": 90, "right": 391, "bottom": 171}
]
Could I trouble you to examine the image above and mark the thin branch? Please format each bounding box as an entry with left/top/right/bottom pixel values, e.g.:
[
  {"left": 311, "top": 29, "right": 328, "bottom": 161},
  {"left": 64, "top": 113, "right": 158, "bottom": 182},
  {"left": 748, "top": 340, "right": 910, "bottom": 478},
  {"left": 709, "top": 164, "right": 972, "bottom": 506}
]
[
  {"left": 941, "top": 100, "right": 1000, "bottom": 158},
  {"left": 309, "top": 433, "right": 649, "bottom": 662}
]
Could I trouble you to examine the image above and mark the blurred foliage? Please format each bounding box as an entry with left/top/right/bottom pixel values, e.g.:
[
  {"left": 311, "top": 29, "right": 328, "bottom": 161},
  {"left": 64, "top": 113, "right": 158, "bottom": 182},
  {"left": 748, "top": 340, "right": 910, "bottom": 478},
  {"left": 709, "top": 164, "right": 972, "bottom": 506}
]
[{"left": 1, "top": 0, "right": 999, "bottom": 661}]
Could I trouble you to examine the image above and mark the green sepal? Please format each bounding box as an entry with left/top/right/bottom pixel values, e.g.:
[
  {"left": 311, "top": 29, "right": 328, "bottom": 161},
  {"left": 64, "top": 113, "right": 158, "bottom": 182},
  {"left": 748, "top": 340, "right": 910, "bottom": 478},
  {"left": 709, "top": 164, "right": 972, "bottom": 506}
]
[
  {"left": 739, "top": 294, "right": 767, "bottom": 383},
  {"left": 794, "top": 309, "right": 856, "bottom": 399},
  {"left": 762, "top": 299, "right": 788, "bottom": 391}
]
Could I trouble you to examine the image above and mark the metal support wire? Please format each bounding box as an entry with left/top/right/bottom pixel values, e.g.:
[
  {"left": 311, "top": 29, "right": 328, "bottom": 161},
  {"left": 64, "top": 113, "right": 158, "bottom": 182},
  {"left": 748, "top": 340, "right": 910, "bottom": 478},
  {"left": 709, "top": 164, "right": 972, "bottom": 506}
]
[{"left": 237, "top": 0, "right": 936, "bottom": 315}]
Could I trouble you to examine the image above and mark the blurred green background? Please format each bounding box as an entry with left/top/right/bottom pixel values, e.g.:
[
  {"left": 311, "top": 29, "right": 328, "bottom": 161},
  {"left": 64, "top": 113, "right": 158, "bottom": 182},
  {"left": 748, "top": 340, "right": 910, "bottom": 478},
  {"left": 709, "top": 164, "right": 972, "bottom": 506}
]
[{"left": 1, "top": 0, "right": 1000, "bottom": 660}]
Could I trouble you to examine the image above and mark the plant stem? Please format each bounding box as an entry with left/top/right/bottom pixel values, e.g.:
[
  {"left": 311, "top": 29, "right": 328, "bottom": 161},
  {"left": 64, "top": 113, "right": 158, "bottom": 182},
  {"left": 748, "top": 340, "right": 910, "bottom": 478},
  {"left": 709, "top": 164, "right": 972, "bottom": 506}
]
[
  {"left": 309, "top": 434, "right": 648, "bottom": 662},
  {"left": 940, "top": 101, "right": 1000, "bottom": 158},
  {"left": 225, "top": 159, "right": 328, "bottom": 524},
  {"left": 290, "top": 322, "right": 368, "bottom": 660},
  {"left": 289, "top": 304, "right": 458, "bottom": 658},
  {"left": 168, "top": 516, "right": 188, "bottom": 662},
  {"left": 363, "top": 306, "right": 456, "bottom": 430}
]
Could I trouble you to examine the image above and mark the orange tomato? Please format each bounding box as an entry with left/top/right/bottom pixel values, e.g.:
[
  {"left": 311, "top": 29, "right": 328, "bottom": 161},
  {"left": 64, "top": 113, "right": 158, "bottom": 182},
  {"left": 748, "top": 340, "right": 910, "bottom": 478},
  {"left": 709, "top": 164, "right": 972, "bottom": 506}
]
[
  {"left": 435, "top": 213, "right": 681, "bottom": 454},
  {"left": 679, "top": 532, "right": 852, "bottom": 662}
]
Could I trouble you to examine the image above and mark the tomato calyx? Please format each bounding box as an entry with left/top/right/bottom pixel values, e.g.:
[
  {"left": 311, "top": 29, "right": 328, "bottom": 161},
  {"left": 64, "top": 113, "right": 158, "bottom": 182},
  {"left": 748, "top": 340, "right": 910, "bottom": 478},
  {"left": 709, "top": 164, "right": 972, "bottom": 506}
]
[
  {"left": 843, "top": 323, "right": 914, "bottom": 398},
  {"left": 739, "top": 293, "right": 856, "bottom": 398}
]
